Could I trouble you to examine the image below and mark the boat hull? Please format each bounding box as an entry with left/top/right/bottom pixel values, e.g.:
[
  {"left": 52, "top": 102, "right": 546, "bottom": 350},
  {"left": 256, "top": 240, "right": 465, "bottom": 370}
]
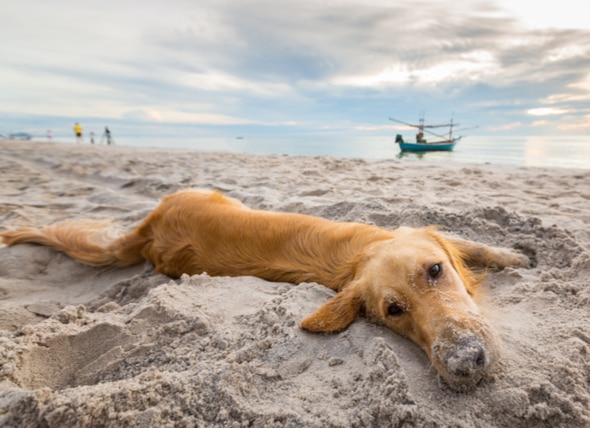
[{"left": 397, "top": 137, "right": 460, "bottom": 152}]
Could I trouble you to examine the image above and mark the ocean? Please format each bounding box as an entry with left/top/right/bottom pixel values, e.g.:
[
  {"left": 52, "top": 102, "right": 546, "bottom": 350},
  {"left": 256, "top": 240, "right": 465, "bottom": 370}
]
[{"left": 33, "top": 133, "right": 590, "bottom": 169}]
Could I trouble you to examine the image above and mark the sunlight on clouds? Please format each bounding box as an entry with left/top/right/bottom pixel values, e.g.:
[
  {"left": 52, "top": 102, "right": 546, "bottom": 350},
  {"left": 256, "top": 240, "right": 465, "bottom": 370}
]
[
  {"left": 489, "top": 122, "right": 522, "bottom": 131},
  {"left": 527, "top": 108, "right": 568, "bottom": 116},
  {"left": 545, "top": 92, "right": 590, "bottom": 103},
  {"left": 334, "top": 64, "right": 410, "bottom": 86},
  {"left": 496, "top": 0, "right": 590, "bottom": 29},
  {"left": 547, "top": 45, "right": 589, "bottom": 62},
  {"left": 558, "top": 116, "right": 590, "bottom": 130},
  {"left": 123, "top": 108, "right": 256, "bottom": 125},
  {"left": 570, "top": 75, "right": 590, "bottom": 92},
  {"left": 145, "top": 110, "right": 164, "bottom": 122},
  {"left": 354, "top": 125, "right": 398, "bottom": 131},
  {"left": 416, "top": 53, "right": 496, "bottom": 83},
  {"left": 500, "top": 36, "right": 546, "bottom": 49},
  {"left": 334, "top": 51, "right": 496, "bottom": 87}
]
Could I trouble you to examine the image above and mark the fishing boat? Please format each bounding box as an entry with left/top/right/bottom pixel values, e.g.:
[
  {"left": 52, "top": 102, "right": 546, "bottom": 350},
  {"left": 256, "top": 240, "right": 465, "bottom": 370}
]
[{"left": 389, "top": 114, "right": 474, "bottom": 152}]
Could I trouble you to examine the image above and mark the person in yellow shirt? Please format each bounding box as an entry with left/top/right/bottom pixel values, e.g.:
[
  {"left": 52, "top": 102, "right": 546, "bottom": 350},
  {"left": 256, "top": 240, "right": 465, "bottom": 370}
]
[{"left": 73, "top": 123, "right": 83, "bottom": 143}]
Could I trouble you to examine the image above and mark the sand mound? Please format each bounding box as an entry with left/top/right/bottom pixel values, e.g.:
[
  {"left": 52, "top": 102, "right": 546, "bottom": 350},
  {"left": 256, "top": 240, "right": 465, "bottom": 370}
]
[{"left": 0, "top": 141, "right": 589, "bottom": 427}]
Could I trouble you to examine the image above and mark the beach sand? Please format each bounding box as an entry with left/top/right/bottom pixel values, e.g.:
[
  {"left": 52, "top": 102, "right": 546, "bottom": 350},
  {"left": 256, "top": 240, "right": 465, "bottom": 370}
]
[{"left": 0, "top": 139, "right": 589, "bottom": 427}]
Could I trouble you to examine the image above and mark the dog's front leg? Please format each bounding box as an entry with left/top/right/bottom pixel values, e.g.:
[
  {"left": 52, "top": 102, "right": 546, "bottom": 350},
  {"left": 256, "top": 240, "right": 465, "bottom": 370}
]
[{"left": 445, "top": 236, "right": 531, "bottom": 269}]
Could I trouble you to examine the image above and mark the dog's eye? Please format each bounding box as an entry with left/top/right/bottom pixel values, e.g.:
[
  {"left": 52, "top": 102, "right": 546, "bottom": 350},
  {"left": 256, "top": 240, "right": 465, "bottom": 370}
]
[
  {"left": 387, "top": 304, "right": 404, "bottom": 317},
  {"left": 428, "top": 263, "right": 442, "bottom": 279}
]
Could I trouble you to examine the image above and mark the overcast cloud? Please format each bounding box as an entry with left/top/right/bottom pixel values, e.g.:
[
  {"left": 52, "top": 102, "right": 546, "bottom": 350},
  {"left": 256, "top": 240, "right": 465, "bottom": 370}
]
[{"left": 1, "top": 0, "right": 589, "bottom": 138}]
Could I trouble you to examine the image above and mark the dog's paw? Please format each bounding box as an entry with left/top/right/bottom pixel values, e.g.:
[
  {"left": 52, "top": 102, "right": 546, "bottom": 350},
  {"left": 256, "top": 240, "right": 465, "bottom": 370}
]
[
  {"left": 511, "top": 243, "right": 537, "bottom": 269},
  {"left": 487, "top": 248, "right": 532, "bottom": 270},
  {"left": 500, "top": 249, "right": 533, "bottom": 269},
  {"left": 512, "top": 252, "right": 531, "bottom": 268}
]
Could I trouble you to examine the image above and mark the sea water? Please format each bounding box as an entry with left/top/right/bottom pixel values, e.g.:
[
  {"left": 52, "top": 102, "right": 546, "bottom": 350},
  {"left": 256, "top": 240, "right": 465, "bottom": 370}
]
[{"left": 34, "top": 133, "right": 590, "bottom": 169}]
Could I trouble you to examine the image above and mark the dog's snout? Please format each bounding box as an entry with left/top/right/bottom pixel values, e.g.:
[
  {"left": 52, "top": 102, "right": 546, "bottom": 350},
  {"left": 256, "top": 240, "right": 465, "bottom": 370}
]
[{"left": 444, "top": 337, "right": 487, "bottom": 378}]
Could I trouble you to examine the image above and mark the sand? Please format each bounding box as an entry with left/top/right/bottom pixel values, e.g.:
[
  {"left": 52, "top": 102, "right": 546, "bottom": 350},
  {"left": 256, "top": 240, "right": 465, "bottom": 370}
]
[{"left": 0, "top": 139, "right": 588, "bottom": 427}]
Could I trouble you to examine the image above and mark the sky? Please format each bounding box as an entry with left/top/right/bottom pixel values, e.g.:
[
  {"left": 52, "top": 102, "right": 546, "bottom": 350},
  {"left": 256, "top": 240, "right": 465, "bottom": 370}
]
[{"left": 1, "top": 0, "right": 590, "bottom": 141}]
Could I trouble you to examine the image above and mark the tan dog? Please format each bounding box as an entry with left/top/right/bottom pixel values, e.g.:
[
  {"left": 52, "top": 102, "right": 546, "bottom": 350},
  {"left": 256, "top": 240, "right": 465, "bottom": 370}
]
[{"left": 1, "top": 189, "right": 528, "bottom": 390}]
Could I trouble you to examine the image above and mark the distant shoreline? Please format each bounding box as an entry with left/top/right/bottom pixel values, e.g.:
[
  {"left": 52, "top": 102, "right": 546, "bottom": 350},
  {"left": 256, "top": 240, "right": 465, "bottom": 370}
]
[{"left": 5, "top": 134, "right": 590, "bottom": 170}]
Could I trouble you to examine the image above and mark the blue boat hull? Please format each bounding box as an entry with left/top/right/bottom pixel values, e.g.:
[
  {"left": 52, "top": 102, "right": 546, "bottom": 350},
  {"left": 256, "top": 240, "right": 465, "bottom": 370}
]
[{"left": 396, "top": 136, "right": 460, "bottom": 152}]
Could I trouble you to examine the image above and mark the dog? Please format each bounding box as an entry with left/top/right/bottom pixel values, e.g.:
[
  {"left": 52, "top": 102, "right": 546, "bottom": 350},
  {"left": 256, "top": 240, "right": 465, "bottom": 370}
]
[{"left": 1, "top": 189, "right": 529, "bottom": 390}]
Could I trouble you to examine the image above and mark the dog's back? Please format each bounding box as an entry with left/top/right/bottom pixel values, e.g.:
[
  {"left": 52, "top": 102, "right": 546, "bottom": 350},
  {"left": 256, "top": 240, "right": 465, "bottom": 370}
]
[{"left": 137, "top": 190, "right": 393, "bottom": 287}]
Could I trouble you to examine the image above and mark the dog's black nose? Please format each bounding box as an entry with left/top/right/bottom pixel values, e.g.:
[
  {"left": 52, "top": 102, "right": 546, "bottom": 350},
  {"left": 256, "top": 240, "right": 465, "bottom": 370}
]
[{"left": 445, "top": 337, "right": 487, "bottom": 378}]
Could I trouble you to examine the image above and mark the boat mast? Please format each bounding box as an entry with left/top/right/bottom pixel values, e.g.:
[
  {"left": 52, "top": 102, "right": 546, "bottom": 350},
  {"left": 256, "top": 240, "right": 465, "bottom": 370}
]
[
  {"left": 418, "top": 110, "right": 426, "bottom": 142},
  {"left": 420, "top": 110, "right": 426, "bottom": 134}
]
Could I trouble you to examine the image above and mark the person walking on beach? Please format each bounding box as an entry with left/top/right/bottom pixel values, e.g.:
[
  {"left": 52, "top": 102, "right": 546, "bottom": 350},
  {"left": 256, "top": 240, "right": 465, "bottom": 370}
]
[
  {"left": 90, "top": 131, "right": 95, "bottom": 144},
  {"left": 74, "top": 123, "right": 83, "bottom": 143},
  {"left": 104, "top": 127, "right": 113, "bottom": 145}
]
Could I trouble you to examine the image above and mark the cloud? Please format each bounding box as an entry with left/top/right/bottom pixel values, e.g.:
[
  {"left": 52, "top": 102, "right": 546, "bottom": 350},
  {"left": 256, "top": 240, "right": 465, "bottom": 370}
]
[
  {"left": 489, "top": 122, "right": 523, "bottom": 131},
  {"left": 121, "top": 108, "right": 256, "bottom": 125},
  {"left": 0, "top": 0, "right": 589, "bottom": 136},
  {"left": 557, "top": 115, "right": 590, "bottom": 130},
  {"left": 355, "top": 124, "right": 399, "bottom": 131},
  {"left": 527, "top": 107, "right": 569, "bottom": 116}
]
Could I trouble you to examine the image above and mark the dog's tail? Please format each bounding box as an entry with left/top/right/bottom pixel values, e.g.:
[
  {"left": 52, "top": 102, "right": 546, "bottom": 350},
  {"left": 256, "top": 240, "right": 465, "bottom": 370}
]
[{"left": 0, "top": 220, "right": 148, "bottom": 267}]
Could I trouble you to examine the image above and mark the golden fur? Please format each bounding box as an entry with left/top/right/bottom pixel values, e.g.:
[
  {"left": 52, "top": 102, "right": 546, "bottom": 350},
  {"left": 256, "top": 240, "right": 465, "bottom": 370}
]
[{"left": 1, "top": 189, "right": 528, "bottom": 390}]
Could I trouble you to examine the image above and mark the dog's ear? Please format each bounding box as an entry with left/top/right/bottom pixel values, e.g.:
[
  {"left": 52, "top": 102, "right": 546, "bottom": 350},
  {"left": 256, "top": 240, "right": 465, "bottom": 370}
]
[{"left": 300, "top": 285, "right": 362, "bottom": 333}]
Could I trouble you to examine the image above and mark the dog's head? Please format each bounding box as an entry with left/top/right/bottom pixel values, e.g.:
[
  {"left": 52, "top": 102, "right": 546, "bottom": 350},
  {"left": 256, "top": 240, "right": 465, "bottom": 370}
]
[{"left": 300, "top": 227, "right": 499, "bottom": 391}]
